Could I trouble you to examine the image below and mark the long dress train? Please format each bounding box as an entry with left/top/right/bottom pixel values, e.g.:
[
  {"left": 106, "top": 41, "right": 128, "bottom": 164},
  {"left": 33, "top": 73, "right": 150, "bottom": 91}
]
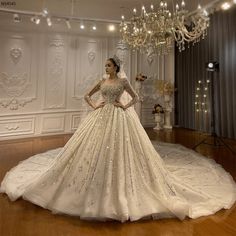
[{"left": 1, "top": 77, "right": 236, "bottom": 222}]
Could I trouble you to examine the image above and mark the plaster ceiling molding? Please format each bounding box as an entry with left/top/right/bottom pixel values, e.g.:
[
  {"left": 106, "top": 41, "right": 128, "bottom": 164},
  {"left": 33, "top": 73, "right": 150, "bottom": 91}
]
[
  {"left": 10, "top": 47, "right": 22, "bottom": 64},
  {"left": 0, "top": 97, "right": 36, "bottom": 110},
  {"left": 0, "top": 72, "right": 30, "bottom": 97},
  {"left": 88, "top": 50, "right": 96, "bottom": 63}
]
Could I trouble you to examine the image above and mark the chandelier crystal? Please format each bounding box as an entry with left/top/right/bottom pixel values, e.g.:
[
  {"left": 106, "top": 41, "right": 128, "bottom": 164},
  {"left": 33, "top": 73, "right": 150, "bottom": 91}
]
[{"left": 120, "top": 1, "right": 210, "bottom": 55}]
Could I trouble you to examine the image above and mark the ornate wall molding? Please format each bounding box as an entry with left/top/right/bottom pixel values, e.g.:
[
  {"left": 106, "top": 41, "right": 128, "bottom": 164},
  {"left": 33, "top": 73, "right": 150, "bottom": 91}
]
[
  {"left": 0, "top": 97, "right": 36, "bottom": 110},
  {"left": 44, "top": 38, "right": 67, "bottom": 109},
  {"left": 41, "top": 115, "right": 65, "bottom": 134},
  {"left": 0, "top": 117, "right": 35, "bottom": 136},
  {"left": 0, "top": 72, "right": 30, "bottom": 97},
  {"left": 73, "top": 37, "right": 105, "bottom": 101},
  {"left": 0, "top": 32, "right": 38, "bottom": 111},
  {"left": 88, "top": 50, "right": 96, "bottom": 63},
  {"left": 116, "top": 40, "right": 129, "bottom": 67},
  {"left": 10, "top": 47, "right": 22, "bottom": 64}
]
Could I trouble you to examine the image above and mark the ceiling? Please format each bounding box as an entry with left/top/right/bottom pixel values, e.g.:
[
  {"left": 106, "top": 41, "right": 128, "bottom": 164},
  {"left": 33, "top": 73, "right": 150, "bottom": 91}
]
[
  {"left": 0, "top": 0, "right": 223, "bottom": 36},
  {"left": 1, "top": 0, "right": 217, "bottom": 21}
]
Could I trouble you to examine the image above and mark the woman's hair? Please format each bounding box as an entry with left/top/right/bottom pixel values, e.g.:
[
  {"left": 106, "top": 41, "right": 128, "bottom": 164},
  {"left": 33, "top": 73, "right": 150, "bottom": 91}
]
[{"left": 108, "top": 57, "right": 120, "bottom": 73}]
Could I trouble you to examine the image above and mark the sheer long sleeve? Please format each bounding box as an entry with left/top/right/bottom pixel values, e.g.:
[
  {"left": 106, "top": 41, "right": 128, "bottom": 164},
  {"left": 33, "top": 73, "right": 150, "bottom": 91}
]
[
  {"left": 122, "top": 78, "right": 139, "bottom": 109},
  {"left": 84, "top": 79, "right": 103, "bottom": 109}
]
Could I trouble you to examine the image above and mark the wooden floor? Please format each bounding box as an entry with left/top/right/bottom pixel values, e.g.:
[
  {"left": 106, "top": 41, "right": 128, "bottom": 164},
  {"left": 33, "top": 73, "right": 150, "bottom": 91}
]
[{"left": 0, "top": 128, "right": 236, "bottom": 236}]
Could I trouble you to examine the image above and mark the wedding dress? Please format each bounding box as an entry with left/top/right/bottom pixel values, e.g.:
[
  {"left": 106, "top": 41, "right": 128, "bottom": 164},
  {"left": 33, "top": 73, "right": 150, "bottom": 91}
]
[{"left": 1, "top": 77, "right": 236, "bottom": 222}]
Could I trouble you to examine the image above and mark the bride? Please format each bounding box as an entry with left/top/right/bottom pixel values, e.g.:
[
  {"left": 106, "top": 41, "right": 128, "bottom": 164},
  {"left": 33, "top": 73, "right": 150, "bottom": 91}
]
[{"left": 1, "top": 56, "right": 236, "bottom": 222}]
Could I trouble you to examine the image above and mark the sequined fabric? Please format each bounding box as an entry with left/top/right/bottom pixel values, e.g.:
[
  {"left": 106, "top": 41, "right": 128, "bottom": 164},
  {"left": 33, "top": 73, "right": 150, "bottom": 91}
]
[{"left": 1, "top": 79, "right": 236, "bottom": 222}]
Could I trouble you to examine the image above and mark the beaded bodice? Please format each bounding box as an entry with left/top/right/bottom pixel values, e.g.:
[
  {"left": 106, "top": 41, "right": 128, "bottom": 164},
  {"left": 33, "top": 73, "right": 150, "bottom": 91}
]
[{"left": 100, "top": 79, "right": 125, "bottom": 103}]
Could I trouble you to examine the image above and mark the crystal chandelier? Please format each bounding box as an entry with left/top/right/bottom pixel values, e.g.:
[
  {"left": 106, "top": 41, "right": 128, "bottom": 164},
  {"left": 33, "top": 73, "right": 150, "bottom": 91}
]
[{"left": 120, "top": 1, "right": 210, "bottom": 55}]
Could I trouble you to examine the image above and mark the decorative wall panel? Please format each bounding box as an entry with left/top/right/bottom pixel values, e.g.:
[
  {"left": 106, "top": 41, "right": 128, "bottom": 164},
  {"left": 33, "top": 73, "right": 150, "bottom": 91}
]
[
  {"left": 0, "top": 33, "right": 38, "bottom": 110},
  {"left": 71, "top": 113, "right": 81, "bottom": 131},
  {"left": 44, "top": 37, "right": 67, "bottom": 109},
  {"left": 73, "top": 37, "right": 107, "bottom": 101},
  {"left": 41, "top": 115, "right": 65, "bottom": 134},
  {"left": 0, "top": 117, "right": 35, "bottom": 137}
]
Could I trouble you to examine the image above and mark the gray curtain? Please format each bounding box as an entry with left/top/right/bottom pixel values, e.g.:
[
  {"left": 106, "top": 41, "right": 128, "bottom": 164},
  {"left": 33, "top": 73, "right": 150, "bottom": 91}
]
[{"left": 175, "top": 7, "right": 236, "bottom": 139}]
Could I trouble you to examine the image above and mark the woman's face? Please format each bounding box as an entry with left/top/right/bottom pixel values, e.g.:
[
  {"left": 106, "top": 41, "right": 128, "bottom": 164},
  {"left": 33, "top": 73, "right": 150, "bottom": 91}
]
[{"left": 105, "top": 60, "right": 116, "bottom": 75}]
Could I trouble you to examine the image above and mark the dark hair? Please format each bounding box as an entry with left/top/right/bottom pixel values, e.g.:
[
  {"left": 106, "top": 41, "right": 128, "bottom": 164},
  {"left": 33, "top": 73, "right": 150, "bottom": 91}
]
[{"left": 108, "top": 58, "right": 120, "bottom": 73}]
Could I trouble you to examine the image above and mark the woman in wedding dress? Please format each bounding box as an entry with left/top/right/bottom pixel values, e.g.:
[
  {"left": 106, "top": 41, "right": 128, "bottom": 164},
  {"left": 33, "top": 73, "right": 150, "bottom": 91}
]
[{"left": 0, "top": 57, "right": 236, "bottom": 222}]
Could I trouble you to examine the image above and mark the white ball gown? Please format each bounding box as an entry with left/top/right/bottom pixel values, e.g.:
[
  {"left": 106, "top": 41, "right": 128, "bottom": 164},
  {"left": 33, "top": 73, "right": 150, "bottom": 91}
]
[{"left": 0, "top": 77, "right": 236, "bottom": 222}]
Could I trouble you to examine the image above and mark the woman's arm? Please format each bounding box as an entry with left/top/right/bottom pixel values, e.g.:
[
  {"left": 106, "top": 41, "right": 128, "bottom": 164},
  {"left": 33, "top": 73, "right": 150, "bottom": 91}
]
[
  {"left": 84, "top": 80, "right": 103, "bottom": 109},
  {"left": 122, "top": 78, "right": 139, "bottom": 109}
]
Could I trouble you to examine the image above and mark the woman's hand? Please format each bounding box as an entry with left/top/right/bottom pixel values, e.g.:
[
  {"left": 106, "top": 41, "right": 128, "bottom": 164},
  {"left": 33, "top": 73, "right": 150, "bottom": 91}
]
[
  {"left": 95, "top": 101, "right": 106, "bottom": 109},
  {"left": 113, "top": 101, "right": 125, "bottom": 110}
]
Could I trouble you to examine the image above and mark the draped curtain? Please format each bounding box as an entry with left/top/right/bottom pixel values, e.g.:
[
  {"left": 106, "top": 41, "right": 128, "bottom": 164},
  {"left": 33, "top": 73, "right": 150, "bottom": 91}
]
[{"left": 175, "top": 7, "right": 236, "bottom": 139}]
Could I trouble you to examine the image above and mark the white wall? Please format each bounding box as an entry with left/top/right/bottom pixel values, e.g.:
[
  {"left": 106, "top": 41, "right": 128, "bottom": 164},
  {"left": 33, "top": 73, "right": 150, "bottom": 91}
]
[{"left": 0, "top": 26, "right": 174, "bottom": 140}]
